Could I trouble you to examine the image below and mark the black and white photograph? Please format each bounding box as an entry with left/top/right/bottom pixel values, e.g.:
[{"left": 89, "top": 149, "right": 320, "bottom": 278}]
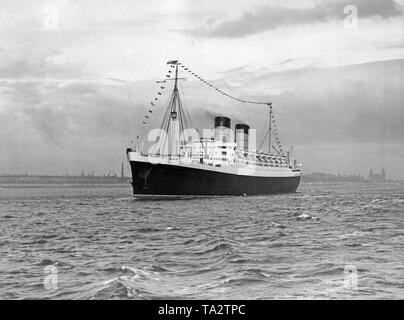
[{"left": 0, "top": 0, "right": 403, "bottom": 307}]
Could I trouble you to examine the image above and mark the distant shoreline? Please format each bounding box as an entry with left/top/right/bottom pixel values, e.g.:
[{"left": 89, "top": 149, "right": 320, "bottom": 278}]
[
  {"left": 0, "top": 183, "right": 130, "bottom": 189},
  {"left": 0, "top": 174, "right": 400, "bottom": 185},
  {"left": 0, "top": 181, "right": 401, "bottom": 189},
  {"left": 0, "top": 175, "right": 131, "bottom": 185}
]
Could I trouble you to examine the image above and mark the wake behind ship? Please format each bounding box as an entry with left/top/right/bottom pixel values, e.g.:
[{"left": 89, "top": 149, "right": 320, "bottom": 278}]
[{"left": 126, "top": 60, "right": 301, "bottom": 198}]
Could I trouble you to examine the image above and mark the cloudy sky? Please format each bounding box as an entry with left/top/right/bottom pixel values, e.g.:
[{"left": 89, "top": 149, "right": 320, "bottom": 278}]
[{"left": 0, "top": 0, "right": 403, "bottom": 178}]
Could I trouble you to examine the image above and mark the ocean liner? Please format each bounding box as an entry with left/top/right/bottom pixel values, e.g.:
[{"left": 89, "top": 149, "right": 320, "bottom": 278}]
[{"left": 126, "top": 60, "right": 301, "bottom": 198}]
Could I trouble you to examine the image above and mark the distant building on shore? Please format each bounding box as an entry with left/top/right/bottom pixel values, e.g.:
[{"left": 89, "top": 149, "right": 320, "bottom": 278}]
[
  {"left": 368, "top": 168, "right": 386, "bottom": 182},
  {"left": 0, "top": 171, "right": 130, "bottom": 184},
  {"left": 302, "top": 172, "right": 365, "bottom": 183}
]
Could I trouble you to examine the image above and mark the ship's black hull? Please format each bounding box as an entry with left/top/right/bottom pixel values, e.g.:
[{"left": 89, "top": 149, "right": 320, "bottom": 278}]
[{"left": 130, "top": 161, "right": 300, "bottom": 196}]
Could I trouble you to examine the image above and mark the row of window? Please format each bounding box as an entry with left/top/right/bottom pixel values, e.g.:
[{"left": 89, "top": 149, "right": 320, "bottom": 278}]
[{"left": 235, "top": 160, "right": 289, "bottom": 168}]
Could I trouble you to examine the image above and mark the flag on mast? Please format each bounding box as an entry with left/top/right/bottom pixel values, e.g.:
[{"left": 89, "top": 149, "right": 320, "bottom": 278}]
[{"left": 167, "top": 60, "right": 178, "bottom": 65}]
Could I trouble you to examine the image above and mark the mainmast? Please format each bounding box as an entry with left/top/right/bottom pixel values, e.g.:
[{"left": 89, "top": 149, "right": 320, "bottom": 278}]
[
  {"left": 174, "top": 61, "right": 179, "bottom": 91},
  {"left": 170, "top": 62, "right": 180, "bottom": 156},
  {"left": 268, "top": 102, "right": 272, "bottom": 155},
  {"left": 161, "top": 60, "right": 188, "bottom": 156},
  {"left": 170, "top": 61, "right": 179, "bottom": 120}
]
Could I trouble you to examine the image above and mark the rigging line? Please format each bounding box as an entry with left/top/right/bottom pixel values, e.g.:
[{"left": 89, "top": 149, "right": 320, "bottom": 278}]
[
  {"left": 181, "top": 98, "right": 193, "bottom": 134},
  {"left": 258, "top": 118, "right": 269, "bottom": 151},
  {"left": 139, "top": 102, "right": 165, "bottom": 151},
  {"left": 137, "top": 104, "right": 156, "bottom": 140},
  {"left": 158, "top": 107, "right": 171, "bottom": 155},
  {"left": 178, "top": 80, "right": 205, "bottom": 148},
  {"left": 176, "top": 92, "right": 188, "bottom": 154},
  {"left": 272, "top": 145, "right": 282, "bottom": 156},
  {"left": 137, "top": 104, "right": 158, "bottom": 144},
  {"left": 137, "top": 67, "right": 173, "bottom": 144},
  {"left": 259, "top": 128, "right": 270, "bottom": 152},
  {"left": 179, "top": 82, "right": 197, "bottom": 144},
  {"left": 268, "top": 108, "right": 284, "bottom": 154},
  {"left": 179, "top": 81, "right": 197, "bottom": 132},
  {"left": 160, "top": 89, "right": 176, "bottom": 154},
  {"left": 178, "top": 98, "right": 188, "bottom": 144},
  {"left": 136, "top": 116, "right": 154, "bottom": 144},
  {"left": 179, "top": 81, "right": 204, "bottom": 146},
  {"left": 184, "top": 66, "right": 270, "bottom": 105}
]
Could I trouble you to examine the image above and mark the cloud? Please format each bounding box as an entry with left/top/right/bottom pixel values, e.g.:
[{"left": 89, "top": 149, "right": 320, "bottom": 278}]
[
  {"left": 218, "top": 65, "right": 250, "bottom": 74},
  {"left": 1, "top": 57, "right": 403, "bottom": 176},
  {"left": 187, "top": 0, "right": 403, "bottom": 38},
  {"left": 24, "top": 104, "right": 69, "bottom": 143},
  {"left": 0, "top": 39, "right": 87, "bottom": 85}
]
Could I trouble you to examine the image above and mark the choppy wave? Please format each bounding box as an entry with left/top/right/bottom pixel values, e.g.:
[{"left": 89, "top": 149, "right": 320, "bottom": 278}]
[{"left": 0, "top": 182, "right": 403, "bottom": 299}]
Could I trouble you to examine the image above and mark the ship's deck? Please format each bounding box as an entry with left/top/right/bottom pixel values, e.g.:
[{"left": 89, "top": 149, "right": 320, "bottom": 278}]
[{"left": 127, "top": 151, "right": 301, "bottom": 178}]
